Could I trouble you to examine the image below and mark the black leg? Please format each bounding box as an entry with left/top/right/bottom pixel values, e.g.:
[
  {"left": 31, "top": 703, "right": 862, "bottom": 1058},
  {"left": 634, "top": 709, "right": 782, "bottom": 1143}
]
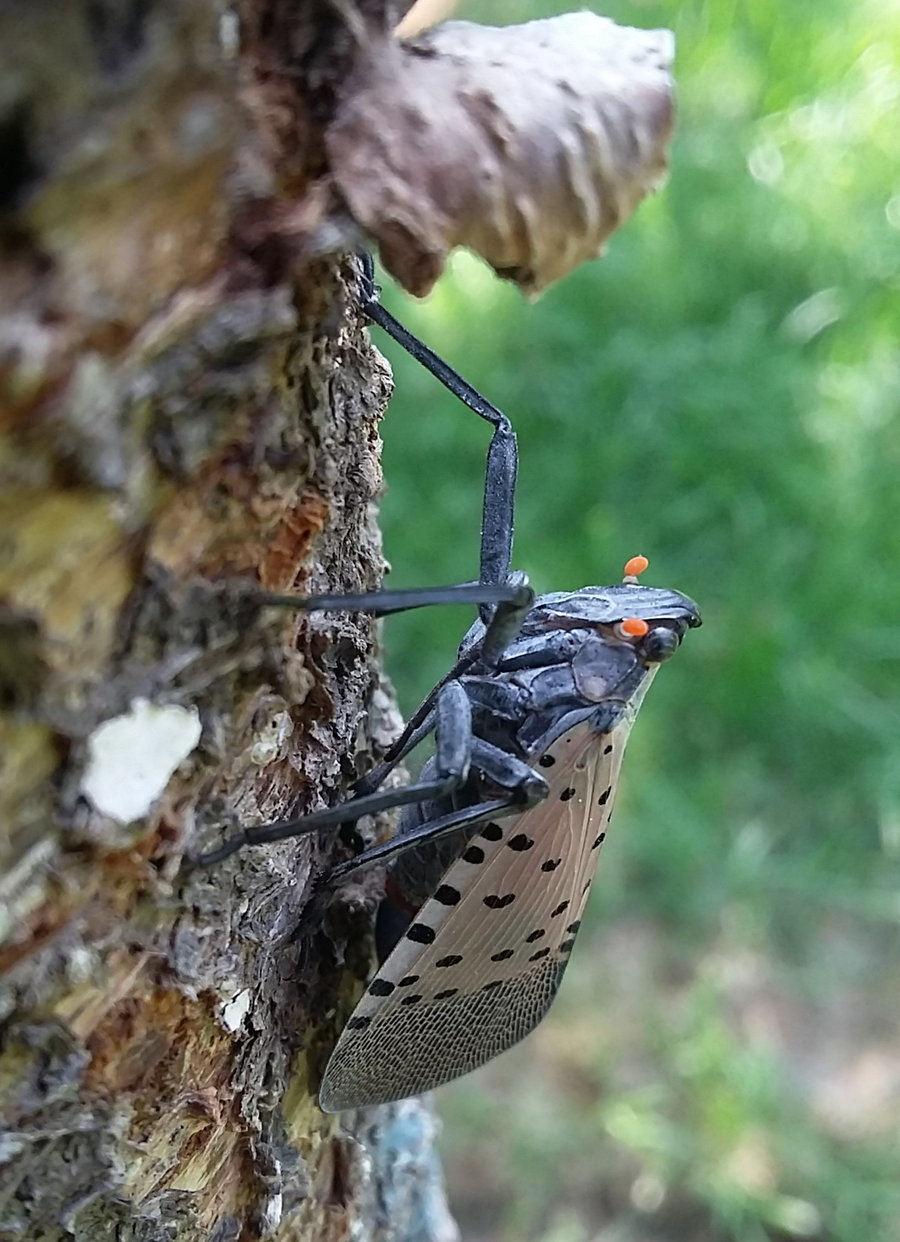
[
  {"left": 329, "top": 796, "right": 521, "bottom": 881},
  {"left": 468, "top": 737, "right": 549, "bottom": 805},
  {"left": 353, "top": 651, "right": 481, "bottom": 799},
  {"left": 330, "top": 743, "right": 549, "bottom": 882},
  {"left": 190, "top": 680, "right": 474, "bottom": 866},
  {"left": 359, "top": 255, "right": 518, "bottom": 605},
  {"left": 254, "top": 580, "right": 526, "bottom": 617},
  {"left": 250, "top": 257, "right": 531, "bottom": 640}
]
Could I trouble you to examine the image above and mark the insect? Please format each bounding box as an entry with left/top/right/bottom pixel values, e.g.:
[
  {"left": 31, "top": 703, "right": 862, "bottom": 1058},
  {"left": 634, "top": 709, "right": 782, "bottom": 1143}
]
[{"left": 193, "top": 258, "right": 701, "bottom": 1112}]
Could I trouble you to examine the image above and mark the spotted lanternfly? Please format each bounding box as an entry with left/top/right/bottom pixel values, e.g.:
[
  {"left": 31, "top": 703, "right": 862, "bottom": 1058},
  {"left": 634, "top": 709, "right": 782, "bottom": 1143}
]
[{"left": 192, "top": 259, "right": 701, "bottom": 1112}]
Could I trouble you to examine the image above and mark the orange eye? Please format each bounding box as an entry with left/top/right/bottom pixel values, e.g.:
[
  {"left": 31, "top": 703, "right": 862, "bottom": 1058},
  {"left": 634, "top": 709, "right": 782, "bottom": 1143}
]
[
  {"left": 623, "top": 554, "right": 649, "bottom": 579},
  {"left": 619, "top": 617, "right": 649, "bottom": 638}
]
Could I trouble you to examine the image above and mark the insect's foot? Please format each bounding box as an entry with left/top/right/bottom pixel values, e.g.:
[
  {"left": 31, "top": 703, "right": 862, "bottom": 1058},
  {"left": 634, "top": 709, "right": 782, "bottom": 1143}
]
[
  {"left": 187, "top": 829, "right": 248, "bottom": 867},
  {"left": 357, "top": 251, "right": 380, "bottom": 315}
]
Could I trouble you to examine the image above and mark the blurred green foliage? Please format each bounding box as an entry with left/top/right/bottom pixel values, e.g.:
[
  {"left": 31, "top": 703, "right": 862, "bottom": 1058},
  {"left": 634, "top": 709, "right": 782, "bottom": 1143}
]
[{"left": 370, "top": 1, "right": 900, "bottom": 1238}]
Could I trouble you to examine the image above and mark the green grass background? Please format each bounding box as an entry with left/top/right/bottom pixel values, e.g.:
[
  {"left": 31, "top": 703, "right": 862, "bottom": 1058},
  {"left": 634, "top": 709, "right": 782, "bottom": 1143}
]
[{"left": 372, "top": 2, "right": 900, "bottom": 1238}]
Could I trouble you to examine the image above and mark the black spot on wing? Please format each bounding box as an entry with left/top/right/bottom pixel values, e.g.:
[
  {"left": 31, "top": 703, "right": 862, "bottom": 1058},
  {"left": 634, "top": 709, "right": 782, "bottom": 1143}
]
[
  {"left": 591, "top": 831, "right": 606, "bottom": 849},
  {"left": 559, "top": 787, "right": 577, "bottom": 802},
  {"left": 482, "top": 823, "right": 503, "bottom": 841},
  {"left": 603, "top": 744, "right": 613, "bottom": 755},
  {"left": 508, "top": 833, "right": 535, "bottom": 851},
  {"left": 398, "top": 974, "right": 420, "bottom": 987},
  {"left": 539, "top": 754, "right": 556, "bottom": 767},
  {"left": 541, "top": 858, "right": 562, "bottom": 873},
  {"left": 566, "top": 921, "right": 581, "bottom": 934},
  {"left": 484, "top": 893, "right": 515, "bottom": 909},
  {"left": 551, "top": 901, "right": 569, "bottom": 918},
  {"left": 368, "top": 979, "right": 394, "bottom": 997},
  {"left": 597, "top": 786, "right": 612, "bottom": 806},
  {"left": 347, "top": 1015, "right": 371, "bottom": 1030},
  {"left": 529, "top": 947, "right": 551, "bottom": 962},
  {"left": 463, "top": 845, "right": 485, "bottom": 864},
  {"left": 434, "top": 884, "right": 461, "bottom": 905},
  {"left": 481, "top": 980, "right": 504, "bottom": 992},
  {"left": 406, "top": 924, "right": 435, "bottom": 945},
  {"left": 525, "top": 929, "right": 545, "bottom": 944},
  {"left": 559, "top": 938, "right": 577, "bottom": 954},
  {"left": 491, "top": 948, "right": 514, "bottom": 962},
  {"left": 435, "top": 988, "right": 458, "bottom": 1000},
  {"left": 436, "top": 954, "right": 463, "bottom": 968},
  {"left": 400, "top": 993, "right": 423, "bottom": 1006}
]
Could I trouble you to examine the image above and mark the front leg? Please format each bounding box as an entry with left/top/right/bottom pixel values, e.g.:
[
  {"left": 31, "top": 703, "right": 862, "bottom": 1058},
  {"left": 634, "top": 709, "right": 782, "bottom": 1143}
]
[
  {"left": 190, "top": 680, "right": 475, "bottom": 865},
  {"left": 331, "top": 737, "right": 550, "bottom": 882}
]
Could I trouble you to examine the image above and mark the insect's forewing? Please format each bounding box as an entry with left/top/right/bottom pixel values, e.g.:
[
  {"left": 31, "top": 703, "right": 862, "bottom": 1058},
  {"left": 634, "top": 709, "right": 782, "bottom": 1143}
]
[{"left": 319, "top": 695, "right": 648, "bottom": 1112}]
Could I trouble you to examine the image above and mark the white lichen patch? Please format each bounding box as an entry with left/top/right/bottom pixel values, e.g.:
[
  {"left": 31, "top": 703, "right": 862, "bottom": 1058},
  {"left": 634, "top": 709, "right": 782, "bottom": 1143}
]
[
  {"left": 249, "top": 708, "right": 293, "bottom": 767},
  {"left": 262, "top": 1189, "right": 284, "bottom": 1234},
  {"left": 221, "top": 988, "right": 252, "bottom": 1033},
  {"left": 80, "top": 698, "right": 202, "bottom": 824}
]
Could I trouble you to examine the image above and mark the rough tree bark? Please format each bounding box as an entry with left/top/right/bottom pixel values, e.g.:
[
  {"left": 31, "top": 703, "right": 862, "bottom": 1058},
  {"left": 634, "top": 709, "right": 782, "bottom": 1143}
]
[{"left": 0, "top": 2, "right": 457, "bottom": 1239}]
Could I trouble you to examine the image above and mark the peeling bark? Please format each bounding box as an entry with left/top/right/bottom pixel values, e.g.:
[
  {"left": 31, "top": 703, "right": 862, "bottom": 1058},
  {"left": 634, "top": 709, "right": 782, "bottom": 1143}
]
[{"left": 0, "top": 2, "right": 454, "bottom": 1239}]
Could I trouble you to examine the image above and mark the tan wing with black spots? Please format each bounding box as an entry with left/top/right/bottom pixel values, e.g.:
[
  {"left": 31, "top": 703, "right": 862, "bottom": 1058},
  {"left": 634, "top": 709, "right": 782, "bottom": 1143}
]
[{"left": 319, "top": 710, "right": 640, "bottom": 1112}]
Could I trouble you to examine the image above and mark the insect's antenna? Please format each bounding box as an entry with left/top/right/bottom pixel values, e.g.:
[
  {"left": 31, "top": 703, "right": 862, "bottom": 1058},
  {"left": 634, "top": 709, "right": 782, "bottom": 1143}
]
[{"left": 358, "top": 255, "right": 517, "bottom": 610}]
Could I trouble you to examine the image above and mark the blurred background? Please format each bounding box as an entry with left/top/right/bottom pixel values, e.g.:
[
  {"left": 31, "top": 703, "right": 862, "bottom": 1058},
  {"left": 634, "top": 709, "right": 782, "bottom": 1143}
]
[{"left": 373, "top": 2, "right": 900, "bottom": 1239}]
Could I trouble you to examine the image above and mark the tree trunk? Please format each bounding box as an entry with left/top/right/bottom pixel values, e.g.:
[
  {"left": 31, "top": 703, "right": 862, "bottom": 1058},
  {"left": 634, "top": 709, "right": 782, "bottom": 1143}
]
[{"left": 0, "top": 2, "right": 456, "bottom": 1238}]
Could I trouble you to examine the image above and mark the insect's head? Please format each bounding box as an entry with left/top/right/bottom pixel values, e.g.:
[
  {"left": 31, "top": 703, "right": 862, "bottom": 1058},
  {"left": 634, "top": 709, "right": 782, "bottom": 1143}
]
[{"left": 537, "top": 555, "right": 701, "bottom": 665}]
